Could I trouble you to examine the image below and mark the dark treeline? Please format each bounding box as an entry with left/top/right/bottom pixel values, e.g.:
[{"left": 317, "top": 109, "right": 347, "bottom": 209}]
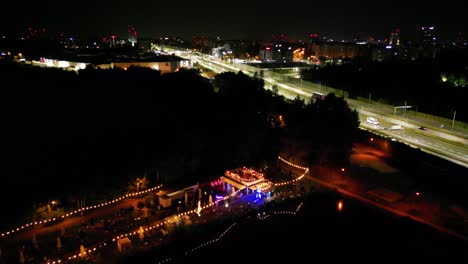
[
  {"left": 0, "top": 62, "right": 358, "bottom": 228},
  {"left": 301, "top": 56, "right": 468, "bottom": 122},
  {"left": 0, "top": 39, "right": 62, "bottom": 58}
]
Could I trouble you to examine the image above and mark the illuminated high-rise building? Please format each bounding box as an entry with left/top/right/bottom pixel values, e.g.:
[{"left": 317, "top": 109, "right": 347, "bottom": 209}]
[
  {"left": 128, "top": 26, "right": 138, "bottom": 47},
  {"left": 110, "top": 35, "right": 117, "bottom": 47},
  {"left": 308, "top": 33, "right": 320, "bottom": 43},
  {"left": 389, "top": 28, "right": 400, "bottom": 46},
  {"left": 421, "top": 26, "right": 437, "bottom": 46},
  {"left": 420, "top": 26, "right": 438, "bottom": 58}
]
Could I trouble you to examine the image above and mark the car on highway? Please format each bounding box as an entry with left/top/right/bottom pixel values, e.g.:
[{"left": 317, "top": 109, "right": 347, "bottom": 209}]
[{"left": 366, "top": 117, "right": 379, "bottom": 125}]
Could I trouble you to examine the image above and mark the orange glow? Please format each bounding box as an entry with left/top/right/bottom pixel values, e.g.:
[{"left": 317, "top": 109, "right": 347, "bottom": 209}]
[
  {"left": 337, "top": 200, "right": 343, "bottom": 212},
  {"left": 293, "top": 48, "right": 305, "bottom": 60}
]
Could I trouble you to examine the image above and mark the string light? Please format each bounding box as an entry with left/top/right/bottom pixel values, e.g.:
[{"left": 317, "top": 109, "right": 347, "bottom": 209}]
[
  {"left": 275, "top": 156, "right": 309, "bottom": 187},
  {"left": 47, "top": 243, "right": 107, "bottom": 264},
  {"left": 181, "top": 222, "right": 237, "bottom": 258},
  {"left": 43, "top": 157, "right": 301, "bottom": 261},
  {"left": 164, "top": 203, "right": 301, "bottom": 261},
  {"left": 2, "top": 184, "right": 163, "bottom": 239},
  {"left": 52, "top": 186, "right": 247, "bottom": 262},
  {"left": 278, "top": 156, "right": 308, "bottom": 170}
]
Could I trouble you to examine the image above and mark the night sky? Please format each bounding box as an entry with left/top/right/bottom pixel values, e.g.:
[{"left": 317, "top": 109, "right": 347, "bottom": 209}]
[{"left": 2, "top": 0, "right": 467, "bottom": 40}]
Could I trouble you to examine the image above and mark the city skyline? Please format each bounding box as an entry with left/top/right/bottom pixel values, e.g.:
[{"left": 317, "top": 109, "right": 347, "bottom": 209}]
[{"left": 2, "top": 0, "right": 467, "bottom": 41}]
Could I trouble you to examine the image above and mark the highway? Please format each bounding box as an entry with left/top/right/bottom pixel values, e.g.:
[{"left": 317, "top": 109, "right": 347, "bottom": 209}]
[
  {"left": 360, "top": 117, "right": 468, "bottom": 167},
  {"left": 167, "top": 48, "right": 468, "bottom": 168}
]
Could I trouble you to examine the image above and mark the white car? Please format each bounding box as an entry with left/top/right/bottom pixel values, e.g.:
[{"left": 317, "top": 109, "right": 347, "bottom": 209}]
[{"left": 366, "top": 117, "right": 379, "bottom": 125}]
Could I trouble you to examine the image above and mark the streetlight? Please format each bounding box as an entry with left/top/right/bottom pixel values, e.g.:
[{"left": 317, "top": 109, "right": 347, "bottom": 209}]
[
  {"left": 337, "top": 200, "right": 344, "bottom": 212},
  {"left": 393, "top": 103, "right": 412, "bottom": 117},
  {"left": 47, "top": 201, "right": 56, "bottom": 218},
  {"left": 403, "top": 101, "right": 407, "bottom": 119},
  {"left": 136, "top": 178, "right": 141, "bottom": 191}
]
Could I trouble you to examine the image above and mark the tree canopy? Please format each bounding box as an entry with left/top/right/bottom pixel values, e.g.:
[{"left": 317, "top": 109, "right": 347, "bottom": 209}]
[{"left": 0, "top": 62, "right": 359, "bottom": 228}]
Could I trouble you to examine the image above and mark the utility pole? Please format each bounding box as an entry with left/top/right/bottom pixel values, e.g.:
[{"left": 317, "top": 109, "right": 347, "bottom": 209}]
[
  {"left": 368, "top": 93, "right": 371, "bottom": 104},
  {"left": 404, "top": 101, "right": 407, "bottom": 119},
  {"left": 452, "top": 110, "right": 456, "bottom": 129}
]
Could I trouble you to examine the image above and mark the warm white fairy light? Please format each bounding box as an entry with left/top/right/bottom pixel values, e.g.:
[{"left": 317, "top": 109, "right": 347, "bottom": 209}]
[
  {"left": 181, "top": 222, "right": 237, "bottom": 258},
  {"left": 54, "top": 185, "right": 247, "bottom": 262},
  {"left": 278, "top": 156, "right": 308, "bottom": 170},
  {"left": 2, "top": 184, "right": 163, "bottom": 239},
  {"left": 275, "top": 156, "right": 309, "bottom": 187},
  {"left": 43, "top": 158, "right": 303, "bottom": 262}
]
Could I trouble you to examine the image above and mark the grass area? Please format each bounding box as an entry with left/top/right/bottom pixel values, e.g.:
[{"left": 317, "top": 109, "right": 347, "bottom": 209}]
[{"left": 349, "top": 166, "right": 415, "bottom": 194}]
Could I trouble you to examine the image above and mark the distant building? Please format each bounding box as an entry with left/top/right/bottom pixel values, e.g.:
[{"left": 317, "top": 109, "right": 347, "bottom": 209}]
[
  {"left": 212, "top": 43, "right": 232, "bottom": 59},
  {"left": 128, "top": 26, "right": 138, "bottom": 47},
  {"left": 258, "top": 34, "right": 296, "bottom": 62},
  {"left": 109, "top": 35, "right": 117, "bottom": 48},
  {"left": 307, "top": 42, "right": 370, "bottom": 60},
  {"left": 421, "top": 26, "right": 437, "bottom": 46},
  {"left": 157, "top": 184, "right": 199, "bottom": 208},
  {"left": 156, "top": 36, "right": 187, "bottom": 48},
  {"left": 308, "top": 33, "right": 320, "bottom": 42},
  {"left": 389, "top": 28, "right": 400, "bottom": 47},
  {"left": 420, "top": 26, "right": 439, "bottom": 58},
  {"left": 192, "top": 36, "right": 217, "bottom": 52},
  {"left": 259, "top": 47, "right": 273, "bottom": 61},
  {"left": 260, "top": 44, "right": 293, "bottom": 62},
  {"left": 107, "top": 60, "right": 192, "bottom": 73},
  {"left": 32, "top": 54, "right": 192, "bottom": 74},
  {"left": 218, "top": 40, "right": 260, "bottom": 60}
]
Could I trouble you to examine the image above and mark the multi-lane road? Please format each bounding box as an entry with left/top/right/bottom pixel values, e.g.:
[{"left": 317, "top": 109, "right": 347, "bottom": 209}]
[{"left": 166, "top": 48, "right": 468, "bottom": 167}]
